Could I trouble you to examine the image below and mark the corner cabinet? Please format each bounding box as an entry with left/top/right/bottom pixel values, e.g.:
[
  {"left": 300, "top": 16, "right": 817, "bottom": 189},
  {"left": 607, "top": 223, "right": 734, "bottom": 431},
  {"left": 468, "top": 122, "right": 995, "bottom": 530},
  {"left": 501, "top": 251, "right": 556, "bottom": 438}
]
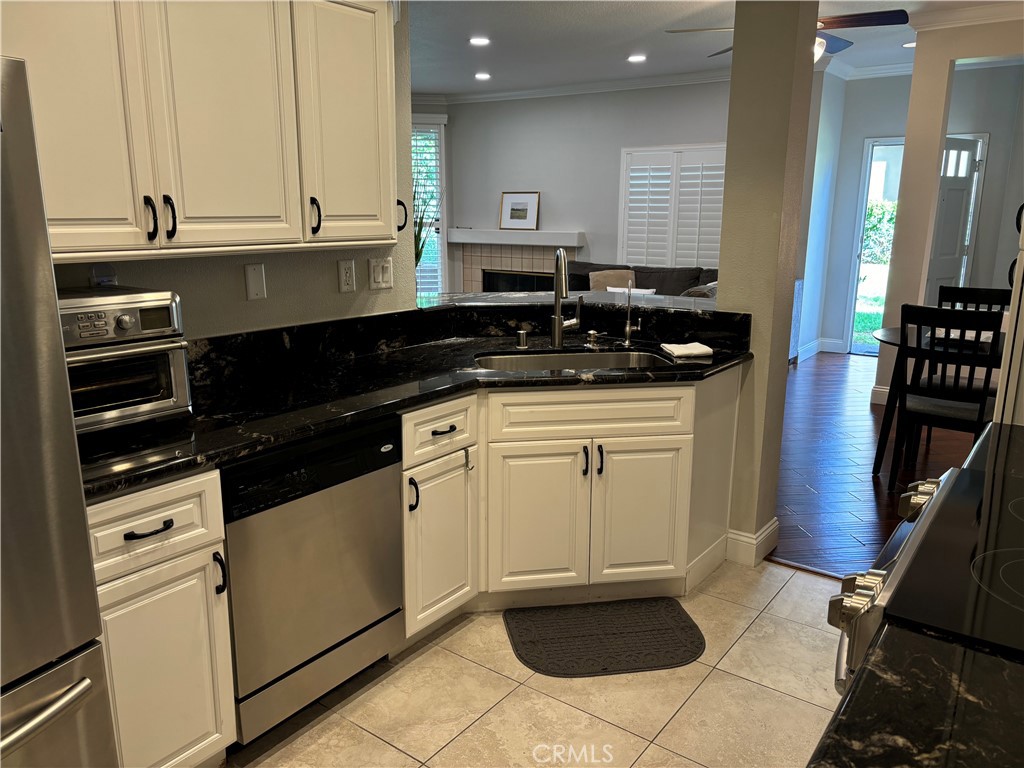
[
  {"left": 87, "top": 471, "right": 235, "bottom": 768},
  {"left": 400, "top": 396, "right": 479, "bottom": 637},
  {"left": 3, "top": 0, "right": 396, "bottom": 256},
  {"left": 292, "top": 0, "right": 397, "bottom": 242},
  {"left": 487, "top": 388, "right": 695, "bottom": 592}
]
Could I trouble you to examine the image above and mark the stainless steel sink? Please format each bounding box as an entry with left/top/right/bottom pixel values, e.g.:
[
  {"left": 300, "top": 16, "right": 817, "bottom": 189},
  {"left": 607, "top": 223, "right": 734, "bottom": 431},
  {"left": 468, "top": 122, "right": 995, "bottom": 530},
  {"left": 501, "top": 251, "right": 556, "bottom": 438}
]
[{"left": 475, "top": 350, "right": 674, "bottom": 371}]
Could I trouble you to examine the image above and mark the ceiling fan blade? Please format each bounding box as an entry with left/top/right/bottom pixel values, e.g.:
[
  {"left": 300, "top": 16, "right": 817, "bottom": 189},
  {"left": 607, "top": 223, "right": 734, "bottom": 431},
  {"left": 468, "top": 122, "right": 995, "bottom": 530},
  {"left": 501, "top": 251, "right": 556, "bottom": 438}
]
[
  {"left": 817, "top": 9, "right": 909, "bottom": 30},
  {"left": 707, "top": 45, "right": 733, "bottom": 58},
  {"left": 665, "top": 27, "right": 734, "bottom": 34},
  {"left": 818, "top": 31, "right": 854, "bottom": 55}
]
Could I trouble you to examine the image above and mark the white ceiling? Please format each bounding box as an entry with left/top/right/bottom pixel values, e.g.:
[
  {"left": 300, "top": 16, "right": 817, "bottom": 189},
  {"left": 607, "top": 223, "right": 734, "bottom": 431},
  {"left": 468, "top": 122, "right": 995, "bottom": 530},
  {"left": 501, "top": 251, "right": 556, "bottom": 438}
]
[{"left": 409, "top": 0, "right": 978, "bottom": 98}]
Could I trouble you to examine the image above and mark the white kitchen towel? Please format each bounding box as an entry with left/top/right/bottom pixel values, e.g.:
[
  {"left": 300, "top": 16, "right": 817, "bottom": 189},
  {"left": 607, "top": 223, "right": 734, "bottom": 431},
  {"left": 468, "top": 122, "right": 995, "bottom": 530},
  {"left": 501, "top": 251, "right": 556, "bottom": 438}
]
[{"left": 661, "top": 342, "right": 713, "bottom": 358}]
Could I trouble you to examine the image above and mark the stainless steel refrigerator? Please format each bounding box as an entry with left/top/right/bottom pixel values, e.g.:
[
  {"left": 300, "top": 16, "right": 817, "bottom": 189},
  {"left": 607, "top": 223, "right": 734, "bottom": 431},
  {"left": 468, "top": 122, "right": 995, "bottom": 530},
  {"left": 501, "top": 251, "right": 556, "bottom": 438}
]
[{"left": 0, "top": 57, "right": 119, "bottom": 767}]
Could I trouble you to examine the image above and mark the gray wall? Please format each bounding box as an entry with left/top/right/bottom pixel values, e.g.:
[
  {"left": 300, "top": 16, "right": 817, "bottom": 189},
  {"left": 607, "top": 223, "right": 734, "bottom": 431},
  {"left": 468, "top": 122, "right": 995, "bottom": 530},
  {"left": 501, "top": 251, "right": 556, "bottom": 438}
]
[
  {"left": 55, "top": 6, "right": 417, "bottom": 341},
  {"left": 818, "top": 64, "right": 1024, "bottom": 346},
  {"left": 442, "top": 81, "right": 732, "bottom": 262}
]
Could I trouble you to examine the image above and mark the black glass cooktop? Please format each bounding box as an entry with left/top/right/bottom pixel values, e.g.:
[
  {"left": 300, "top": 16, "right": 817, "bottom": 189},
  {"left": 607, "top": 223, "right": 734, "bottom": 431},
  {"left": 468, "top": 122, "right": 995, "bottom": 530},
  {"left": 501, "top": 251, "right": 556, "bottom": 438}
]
[{"left": 886, "top": 422, "right": 1024, "bottom": 658}]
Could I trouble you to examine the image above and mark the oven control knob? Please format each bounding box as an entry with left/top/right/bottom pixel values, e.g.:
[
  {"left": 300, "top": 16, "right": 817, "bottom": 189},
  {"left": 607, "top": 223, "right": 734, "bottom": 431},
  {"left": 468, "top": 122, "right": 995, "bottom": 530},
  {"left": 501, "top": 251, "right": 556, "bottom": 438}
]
[
  {"left": 827, "top": 589, "right": 875, "bottom": 632},
  {"left": 899, "top": 479, "right": 940, "bottom": 520},
  {"left": 840, "top": 569, "right": 886, "bottom": 596},
  {"left": 115, "top": 314, "right": 136, "bottom": 330}
]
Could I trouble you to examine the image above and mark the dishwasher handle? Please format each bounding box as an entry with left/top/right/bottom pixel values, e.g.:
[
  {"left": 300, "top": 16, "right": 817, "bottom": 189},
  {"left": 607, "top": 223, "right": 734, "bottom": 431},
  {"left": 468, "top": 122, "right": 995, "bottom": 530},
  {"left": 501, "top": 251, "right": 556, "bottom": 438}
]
[{"left": 408, "top": 477, "right": 420, "bottom": 512}]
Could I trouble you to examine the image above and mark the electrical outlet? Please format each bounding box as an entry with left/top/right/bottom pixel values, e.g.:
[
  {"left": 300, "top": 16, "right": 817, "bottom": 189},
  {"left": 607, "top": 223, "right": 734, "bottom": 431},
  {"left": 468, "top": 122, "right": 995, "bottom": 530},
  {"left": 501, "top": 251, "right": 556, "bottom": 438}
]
[
  {"left": 368, "top": 257, "right": 393, "bottom": 290},
  {"left": 245, "top": 263, "right": 267, "bottom": 300},
  {"left": 338, "top": 259, "right": 356, "bottom": 293}
]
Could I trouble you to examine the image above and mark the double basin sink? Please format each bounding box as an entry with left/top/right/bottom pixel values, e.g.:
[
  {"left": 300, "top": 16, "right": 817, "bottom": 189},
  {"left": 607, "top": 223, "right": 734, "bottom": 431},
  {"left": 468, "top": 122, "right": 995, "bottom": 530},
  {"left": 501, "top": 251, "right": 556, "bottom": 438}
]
[{"left": 475, "top": 350, "right": 675, "bottom": 372}]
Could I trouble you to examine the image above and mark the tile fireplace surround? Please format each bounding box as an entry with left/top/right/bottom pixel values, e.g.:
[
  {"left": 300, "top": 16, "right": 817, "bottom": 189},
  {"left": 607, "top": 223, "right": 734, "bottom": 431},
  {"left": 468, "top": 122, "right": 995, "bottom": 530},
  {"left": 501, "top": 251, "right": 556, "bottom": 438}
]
[{"left": 453, "top": 244, "right": 579, "bottom": 292}]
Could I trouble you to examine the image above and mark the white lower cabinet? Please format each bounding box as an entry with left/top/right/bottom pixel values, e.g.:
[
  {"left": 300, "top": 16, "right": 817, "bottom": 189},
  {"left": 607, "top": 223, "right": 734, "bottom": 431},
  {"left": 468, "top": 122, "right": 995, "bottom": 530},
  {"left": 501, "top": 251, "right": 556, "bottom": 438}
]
[
  {"left": 402, "top": 447, "right": 479, "bottom": 637},
  {"left": 97, "top": 544, "right": 235, "bottom": 768},
  {"left": 489, "top": 436, "right": 692, "bottom": 592}
]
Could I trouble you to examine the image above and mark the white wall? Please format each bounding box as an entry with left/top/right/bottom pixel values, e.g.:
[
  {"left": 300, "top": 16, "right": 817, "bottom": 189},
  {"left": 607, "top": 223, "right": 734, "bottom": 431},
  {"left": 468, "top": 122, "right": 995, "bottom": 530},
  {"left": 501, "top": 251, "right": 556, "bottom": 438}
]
[
  {"left": 442, "top": 81, "right": 732, "bottom": 262},
  {"left": 816, "top": 64, "right": 1023, "bottom": 348}
]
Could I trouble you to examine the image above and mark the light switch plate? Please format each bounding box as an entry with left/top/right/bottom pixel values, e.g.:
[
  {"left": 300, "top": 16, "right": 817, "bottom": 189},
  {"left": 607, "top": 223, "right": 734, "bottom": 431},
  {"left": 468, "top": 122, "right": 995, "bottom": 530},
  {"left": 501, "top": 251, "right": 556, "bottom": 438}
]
[
  {"left": 368, "top": 257, "right": 393, "bottom": 290},
  {"left": 245, "top": 263, "right": 267, "bottom": 300},
  {"left": 338, "top": 260, "right": 356, "bottom": 293}
]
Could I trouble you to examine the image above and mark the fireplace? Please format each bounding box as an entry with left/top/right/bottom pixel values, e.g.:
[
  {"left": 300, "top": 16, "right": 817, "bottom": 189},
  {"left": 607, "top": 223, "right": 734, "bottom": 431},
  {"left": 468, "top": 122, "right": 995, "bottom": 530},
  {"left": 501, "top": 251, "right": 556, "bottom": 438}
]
[{"left": 482, "top": 269, "right": 554, "bottom": 292}]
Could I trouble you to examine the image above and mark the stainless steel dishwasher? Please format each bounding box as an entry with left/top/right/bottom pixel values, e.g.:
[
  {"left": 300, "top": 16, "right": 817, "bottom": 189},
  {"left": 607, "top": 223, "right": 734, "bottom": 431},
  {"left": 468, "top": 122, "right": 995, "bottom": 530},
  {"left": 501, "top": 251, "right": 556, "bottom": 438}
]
[{"left": 221, "top": 418, "right": 404, "bottom": 743}]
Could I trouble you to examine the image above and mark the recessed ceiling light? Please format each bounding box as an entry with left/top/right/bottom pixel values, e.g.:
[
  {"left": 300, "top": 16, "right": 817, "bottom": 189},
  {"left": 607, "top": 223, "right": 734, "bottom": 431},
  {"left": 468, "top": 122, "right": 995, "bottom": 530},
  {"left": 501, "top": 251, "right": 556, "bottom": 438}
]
[
  {"left": 475, "top": 72, "right": 491, "bottom": 81},
  {"left": 627, "top": 54, "right": 647, "bottom": 63},
  {"left": 469, "top": 37, "right": 490, "bottom": 46},
  {"left": 903, "top": 41, "right": 916, "bottom": 48}
]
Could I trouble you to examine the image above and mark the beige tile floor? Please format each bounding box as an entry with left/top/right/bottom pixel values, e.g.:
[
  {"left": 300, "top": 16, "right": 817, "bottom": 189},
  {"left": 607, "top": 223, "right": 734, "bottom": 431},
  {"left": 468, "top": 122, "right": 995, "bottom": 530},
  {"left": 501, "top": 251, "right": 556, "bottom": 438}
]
[{"left": 230, "top": 562, "right": 841, "bottom": 768}]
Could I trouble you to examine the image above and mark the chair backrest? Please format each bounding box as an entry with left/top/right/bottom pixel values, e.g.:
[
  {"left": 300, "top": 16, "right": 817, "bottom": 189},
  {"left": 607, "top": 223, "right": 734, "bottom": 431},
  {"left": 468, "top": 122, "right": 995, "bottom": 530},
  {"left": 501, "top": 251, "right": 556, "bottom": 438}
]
[
  {"left": 897, "top": 304, "right": 1003, "bottom": 424},
  {"left": 936, "top": 285, "right": 1012, "bottom": 313}
]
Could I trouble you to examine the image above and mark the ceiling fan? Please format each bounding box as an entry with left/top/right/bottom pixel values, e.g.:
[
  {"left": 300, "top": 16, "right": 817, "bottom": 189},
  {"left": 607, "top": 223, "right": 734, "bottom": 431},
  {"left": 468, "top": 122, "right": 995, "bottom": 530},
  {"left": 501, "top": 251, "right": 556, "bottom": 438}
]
[{"left": 666, "top": 9, "right": 910, "bottom": 59}]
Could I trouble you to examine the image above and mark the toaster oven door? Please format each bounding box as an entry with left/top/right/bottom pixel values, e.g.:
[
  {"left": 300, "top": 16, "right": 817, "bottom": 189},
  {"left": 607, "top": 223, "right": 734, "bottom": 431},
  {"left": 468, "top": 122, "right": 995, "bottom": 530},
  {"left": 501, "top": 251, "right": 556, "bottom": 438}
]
[{"left": 65, "top": 339, "right": 191, "bottom": 432}]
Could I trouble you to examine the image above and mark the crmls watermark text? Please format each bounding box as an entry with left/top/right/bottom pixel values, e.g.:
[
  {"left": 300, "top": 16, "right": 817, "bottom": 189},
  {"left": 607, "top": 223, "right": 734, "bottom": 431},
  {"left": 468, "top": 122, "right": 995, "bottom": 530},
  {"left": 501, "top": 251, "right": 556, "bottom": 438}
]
[{"left": 532, "top": 743, "right": 614, "bottom": 764}]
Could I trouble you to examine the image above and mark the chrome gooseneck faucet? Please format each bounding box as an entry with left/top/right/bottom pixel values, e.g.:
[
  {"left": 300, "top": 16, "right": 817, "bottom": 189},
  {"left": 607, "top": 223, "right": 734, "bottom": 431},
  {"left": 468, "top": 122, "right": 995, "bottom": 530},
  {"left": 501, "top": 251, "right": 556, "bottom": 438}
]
[
  {"left": 623, "top": 279, "right": 641, "bottom": 347},
  {"left": 551, "top": 248, "right": 582, "bottom": 348}
]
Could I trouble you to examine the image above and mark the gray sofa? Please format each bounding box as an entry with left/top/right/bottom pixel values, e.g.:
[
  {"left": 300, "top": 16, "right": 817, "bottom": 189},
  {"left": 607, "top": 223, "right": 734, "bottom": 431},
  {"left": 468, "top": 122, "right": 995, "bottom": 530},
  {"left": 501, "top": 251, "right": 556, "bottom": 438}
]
[{"left": 567, "top": 262, "right": 718, "bottom": 296}]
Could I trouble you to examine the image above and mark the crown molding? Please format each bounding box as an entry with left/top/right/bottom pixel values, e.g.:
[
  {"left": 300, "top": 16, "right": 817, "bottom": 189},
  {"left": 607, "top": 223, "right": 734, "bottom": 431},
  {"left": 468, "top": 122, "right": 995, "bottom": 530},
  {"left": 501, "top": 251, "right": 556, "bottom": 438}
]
[
  {"left": 843, "top": 62, "right": 915, "bottom": 81},
  {"left": 411, "top": 93, "right": 448, "bottom": 106},
  {"left": 422, "top": 68, "right": 731, "bottom": 106},
  {"left": 910, "top": 2, "right": 1023, "bottom": 31}
]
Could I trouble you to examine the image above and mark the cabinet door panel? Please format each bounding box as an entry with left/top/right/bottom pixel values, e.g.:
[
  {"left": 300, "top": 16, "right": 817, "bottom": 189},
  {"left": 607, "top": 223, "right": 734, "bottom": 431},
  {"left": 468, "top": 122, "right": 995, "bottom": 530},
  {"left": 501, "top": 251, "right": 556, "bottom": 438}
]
[
  {"left": 1, "top": 1, "right": 158, "bottom": 252},
  {"left": 403, "top": 448, "right": 478, "bottom": 636},
  {"left": 488, "top": 441, "right": 590, "bottom": 591},
  {"left": 143, "top": 1, "right": 302, "bottom": 245},
  {"left": 98, "top": 546, "right": 234, "bottom": 768},
  {"left": 292, "top": 0, "right": 395, "bottom": 241},
  {"left": 590, "top": 436, "right": 692, "bottom": 583}
]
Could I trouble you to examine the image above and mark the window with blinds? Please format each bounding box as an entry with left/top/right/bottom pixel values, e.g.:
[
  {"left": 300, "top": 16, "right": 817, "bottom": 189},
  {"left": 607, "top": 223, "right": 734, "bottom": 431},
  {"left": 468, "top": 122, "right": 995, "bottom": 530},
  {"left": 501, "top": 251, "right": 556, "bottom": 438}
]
[
  {"left": 618, "top": 145, "right": 726, "bottom": 270},
  {"left": 412, "top": 123, "right": 445, "bottom": 296}
]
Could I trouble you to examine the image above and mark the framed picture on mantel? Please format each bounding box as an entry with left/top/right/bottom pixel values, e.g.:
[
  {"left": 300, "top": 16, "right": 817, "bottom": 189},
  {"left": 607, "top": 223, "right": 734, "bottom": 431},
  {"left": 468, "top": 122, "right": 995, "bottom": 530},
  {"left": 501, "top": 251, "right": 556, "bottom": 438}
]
[{"left": 499, "top": 191, "right": 540, "bottom": 230}]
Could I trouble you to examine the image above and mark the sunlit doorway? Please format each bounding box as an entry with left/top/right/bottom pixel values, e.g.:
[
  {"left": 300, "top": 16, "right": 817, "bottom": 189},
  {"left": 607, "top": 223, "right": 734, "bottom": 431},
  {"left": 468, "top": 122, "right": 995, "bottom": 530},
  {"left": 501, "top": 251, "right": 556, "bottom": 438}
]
[{"left": 850, "top": 140, "right": 903, "bottom": 356}]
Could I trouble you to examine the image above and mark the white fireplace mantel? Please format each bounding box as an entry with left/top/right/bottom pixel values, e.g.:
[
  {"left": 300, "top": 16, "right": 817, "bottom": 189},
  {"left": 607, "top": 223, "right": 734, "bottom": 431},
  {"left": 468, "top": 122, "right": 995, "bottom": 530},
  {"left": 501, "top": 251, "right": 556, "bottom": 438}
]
[{"left": 447, "top": 229, "right": 586, "bottom": 248}]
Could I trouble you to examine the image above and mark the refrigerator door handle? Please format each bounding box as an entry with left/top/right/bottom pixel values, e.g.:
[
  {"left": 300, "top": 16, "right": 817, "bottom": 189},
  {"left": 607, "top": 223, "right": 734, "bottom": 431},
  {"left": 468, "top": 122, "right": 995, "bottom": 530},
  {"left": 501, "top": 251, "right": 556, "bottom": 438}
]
[{"left": 0, "top": 677, "right": 93, "bottom": 758}]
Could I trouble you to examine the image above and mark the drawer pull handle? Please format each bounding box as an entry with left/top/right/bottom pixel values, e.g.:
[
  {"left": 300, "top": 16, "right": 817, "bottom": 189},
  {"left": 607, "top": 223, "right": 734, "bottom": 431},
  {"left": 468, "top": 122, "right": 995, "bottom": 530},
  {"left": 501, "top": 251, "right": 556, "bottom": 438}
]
[
  {"left": 0, "top": 677, "right": 93, "bottom": 758},
  {"left": 143, "top": 195, "right": 158, "bottom": 241},
  {"left": 597, "top": 444, "right": 605, "bottom": 475},
  {"left": 431, "top": 424, "right": 457, "bottom": 437},
  {"left": 123, "top": 519, "right": 174, "bottom": 541},
  {"left": 408, "top": 477, "right": 420, "bottom": 511},
  {"left": 212, "top": 551, "right": 228, "bottom": 595},
  {"left": 310, "top": 196, "right": 322, "bottom": 235},
  {"left": 397, "top": 199, "right": 408, "bottom": 231},
  {"left": 162, "top": 194, "right": 177, "bottom": 239},
  {"left": 582, "top": 445, "right": 589, "bottom": 476}
]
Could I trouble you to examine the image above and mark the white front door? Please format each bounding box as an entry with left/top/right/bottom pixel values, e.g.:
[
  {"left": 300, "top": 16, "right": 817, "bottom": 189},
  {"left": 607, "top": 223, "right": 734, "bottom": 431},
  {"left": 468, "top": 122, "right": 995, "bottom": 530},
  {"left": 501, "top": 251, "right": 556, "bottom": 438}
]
[{"left": 925, "top": 137, "right": 982, "bottom": 304}]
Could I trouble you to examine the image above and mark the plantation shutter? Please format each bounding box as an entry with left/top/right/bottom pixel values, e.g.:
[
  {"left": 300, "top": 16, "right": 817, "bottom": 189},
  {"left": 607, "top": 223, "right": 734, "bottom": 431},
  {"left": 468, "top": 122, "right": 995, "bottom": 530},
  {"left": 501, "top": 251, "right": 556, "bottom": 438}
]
[
  {"left": 619, "top": 145, "right": 726, "bottom": 271},
  {"left": 622, "top": 151, "right": 675, "bottom": 267},
  {"left": 674, "top": 149, "right": 726, "bottom": 269},
  {"left": 412, "top": 124, "right": 444, "bottom": 295}
]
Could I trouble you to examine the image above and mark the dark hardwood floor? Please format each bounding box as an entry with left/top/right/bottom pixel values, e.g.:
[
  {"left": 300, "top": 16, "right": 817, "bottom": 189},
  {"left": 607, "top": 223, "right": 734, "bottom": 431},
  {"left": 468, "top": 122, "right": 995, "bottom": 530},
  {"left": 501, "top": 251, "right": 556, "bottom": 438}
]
[{"left": 767, "top": 352, "right": 974, "bottom": 578}]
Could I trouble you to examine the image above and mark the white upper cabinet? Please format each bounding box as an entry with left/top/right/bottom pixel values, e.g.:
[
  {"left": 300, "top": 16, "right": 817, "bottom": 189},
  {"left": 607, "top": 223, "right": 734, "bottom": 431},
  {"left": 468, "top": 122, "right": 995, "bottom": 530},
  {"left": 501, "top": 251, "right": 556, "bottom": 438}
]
[
  {"left": 141, "top": 1, "right": 303, "bottom": 246},
  {"left": 1, "top": 1, "right": 159, "bottom": 252},
  {"left": 291, "top": 0, "right": 396, "bottom": 242}
]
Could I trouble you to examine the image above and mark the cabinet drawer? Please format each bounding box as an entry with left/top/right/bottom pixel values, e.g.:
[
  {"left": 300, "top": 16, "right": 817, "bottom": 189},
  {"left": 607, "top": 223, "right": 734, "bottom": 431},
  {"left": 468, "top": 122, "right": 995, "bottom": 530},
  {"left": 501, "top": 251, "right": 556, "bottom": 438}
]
[
  {"left": 488, "top": 387, "right": 695, "bottom": 441},
  {"left": 402, "top": 395, "right": 477, "bottom": 469},
  {"left": 88, "top": 471, "right": 223, "bottom": 585}
]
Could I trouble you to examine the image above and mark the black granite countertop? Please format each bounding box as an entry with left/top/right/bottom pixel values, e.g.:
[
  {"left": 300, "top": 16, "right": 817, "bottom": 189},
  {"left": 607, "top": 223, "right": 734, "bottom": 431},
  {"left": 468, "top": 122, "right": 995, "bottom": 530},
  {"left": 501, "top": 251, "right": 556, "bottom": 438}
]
[
  {"left": 79, "top": 300, "right": 751, "bottom": 502},
  {"left": 808, "top": 623, "right": 1024, "bottom": 767}
]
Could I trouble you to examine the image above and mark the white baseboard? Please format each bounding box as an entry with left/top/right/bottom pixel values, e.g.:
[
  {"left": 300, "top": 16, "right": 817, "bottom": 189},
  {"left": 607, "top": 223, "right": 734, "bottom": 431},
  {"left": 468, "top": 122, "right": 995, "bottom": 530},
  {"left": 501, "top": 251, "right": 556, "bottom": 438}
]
[
  {"left": 797, "top": 339, "right": 820, "bottom": 362},
  {"left": 870, "top": 385, "right": 889, "bottom": 406},
  {"left": 726, "top": 518, "right": 780, "bottom": 566},
  {"left": 818, "top": 338, "right": 848, "bottom": 354},
  {"left": 685, "top": 534, "right": 728, "bottom": 594}
]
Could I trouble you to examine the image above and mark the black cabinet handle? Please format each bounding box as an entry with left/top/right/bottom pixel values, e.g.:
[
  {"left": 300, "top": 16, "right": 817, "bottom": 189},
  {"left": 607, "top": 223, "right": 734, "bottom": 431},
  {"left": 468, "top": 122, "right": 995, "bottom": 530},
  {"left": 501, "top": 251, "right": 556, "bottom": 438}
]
[
  {"left": 123, "top": 519, "right": 174, "bottom": 541},
  {"left": 582, "top": 445, "right": 589, "bottom": 476},
  {"left": 408, "top": 477, "right": 420, "bottom": 511},
  {"left": 162, "top": 194, "right": 177, "bottom": 239},
  {"left": 431, "top": 424, "right": 457, "bottom": 437},
  {"left": 143, "top": 195, "right": 158, "bottom": 241},
  {"left": 212, "top": 551, "right": 227, "bottom": 595},
  {"left": 310, "top": 196, "right": 322, "bottom": 235},
  {"left": 397, "top": 199, "right": 408, "bottom": 231},
  {"left": 597, "top": 444, "right": 604, "bottom": 475}
]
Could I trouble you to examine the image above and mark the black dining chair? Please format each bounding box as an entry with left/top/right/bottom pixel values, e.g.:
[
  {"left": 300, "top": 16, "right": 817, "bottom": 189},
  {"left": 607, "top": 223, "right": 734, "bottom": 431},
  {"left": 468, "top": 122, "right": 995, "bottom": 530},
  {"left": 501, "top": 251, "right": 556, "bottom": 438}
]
[
  {"left": 937, "top": 285, "right": 1012, "bottom": 313},
  {"left": 887, "top": 303, "right": 1003, "bottom": 492}
]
